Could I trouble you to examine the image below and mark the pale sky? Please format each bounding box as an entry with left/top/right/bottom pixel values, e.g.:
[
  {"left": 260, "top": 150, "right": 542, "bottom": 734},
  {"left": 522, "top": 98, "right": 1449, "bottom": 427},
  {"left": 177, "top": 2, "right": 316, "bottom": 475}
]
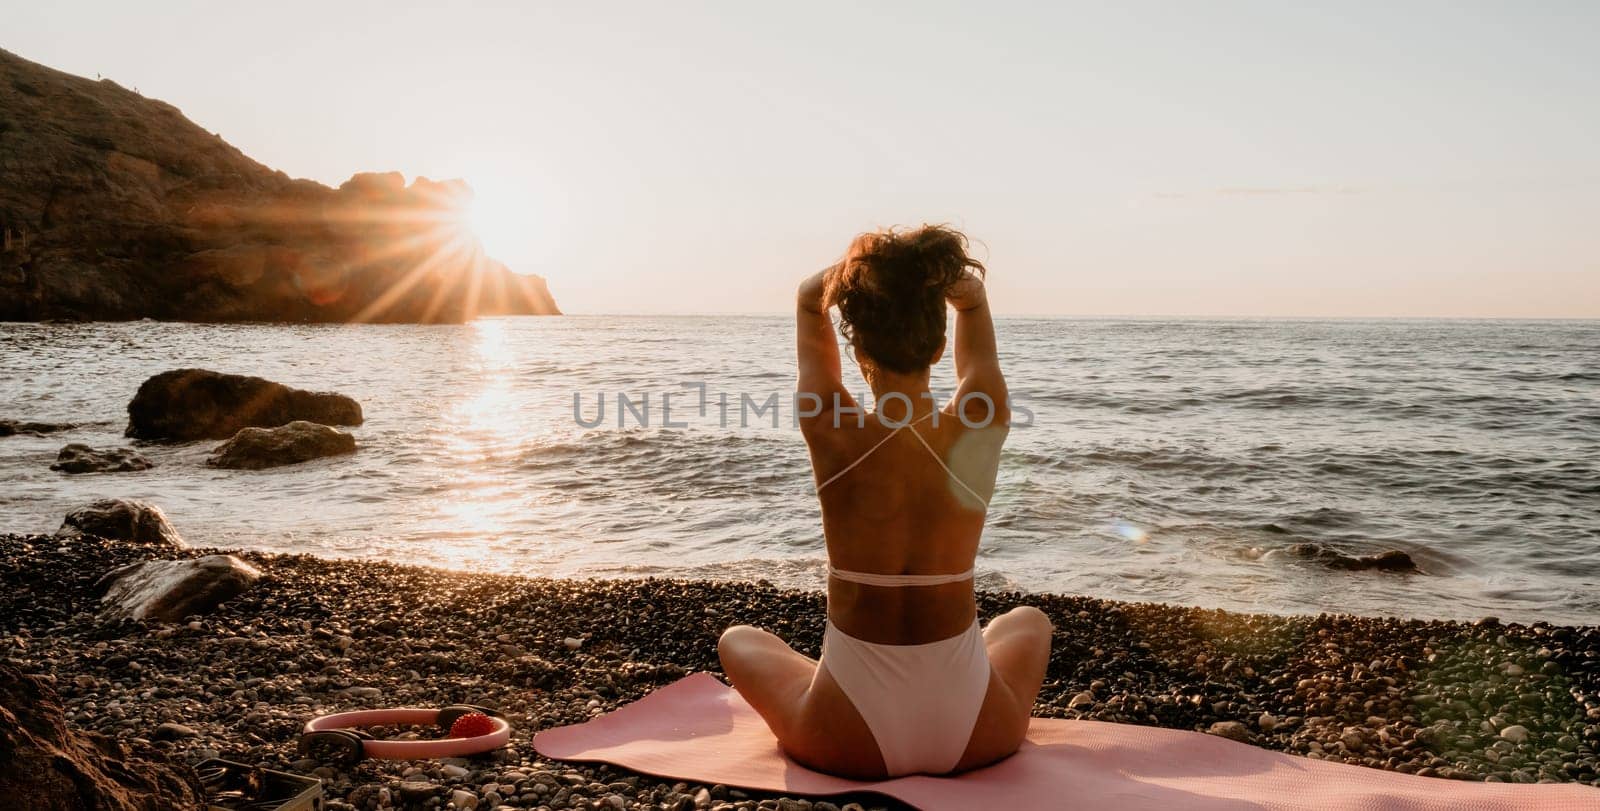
[{"left": 10, "top": 1, "right": 1599, "bottom": 316}]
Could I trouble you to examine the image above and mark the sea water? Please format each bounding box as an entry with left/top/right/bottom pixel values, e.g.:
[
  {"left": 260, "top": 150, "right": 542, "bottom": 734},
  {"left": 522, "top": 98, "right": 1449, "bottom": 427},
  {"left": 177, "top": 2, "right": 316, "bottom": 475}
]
[{"left": 2, "top": 316, "right": 1595, "bottom": 623}]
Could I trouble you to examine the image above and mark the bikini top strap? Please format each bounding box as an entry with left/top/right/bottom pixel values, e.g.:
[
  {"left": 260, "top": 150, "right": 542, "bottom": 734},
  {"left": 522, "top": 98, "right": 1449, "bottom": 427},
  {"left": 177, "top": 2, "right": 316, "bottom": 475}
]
[
  {"left": 813, "top": 409, "right": 937, "bottom": 493},
  {"left": 827, "top": 564, "right": 975, "bottom": 587}
]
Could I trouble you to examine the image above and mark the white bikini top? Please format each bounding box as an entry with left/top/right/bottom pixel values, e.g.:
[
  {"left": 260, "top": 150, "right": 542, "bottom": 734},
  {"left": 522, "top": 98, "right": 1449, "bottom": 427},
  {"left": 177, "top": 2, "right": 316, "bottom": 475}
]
[{"left": 816, "top": 408, "right": 986, "bottom": 588}]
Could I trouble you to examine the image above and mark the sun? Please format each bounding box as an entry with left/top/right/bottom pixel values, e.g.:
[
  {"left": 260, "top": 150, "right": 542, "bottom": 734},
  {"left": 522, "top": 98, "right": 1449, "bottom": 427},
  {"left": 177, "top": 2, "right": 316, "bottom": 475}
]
[{"left": 458, "top": 184, "right": 534, "bottom": 266}]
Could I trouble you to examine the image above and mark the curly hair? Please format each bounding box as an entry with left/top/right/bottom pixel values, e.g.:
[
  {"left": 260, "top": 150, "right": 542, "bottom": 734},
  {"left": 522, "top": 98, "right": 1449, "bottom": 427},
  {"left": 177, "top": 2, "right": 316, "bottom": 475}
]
[{"left": 824, "top": 224, "right": 985, "bottom": 374}]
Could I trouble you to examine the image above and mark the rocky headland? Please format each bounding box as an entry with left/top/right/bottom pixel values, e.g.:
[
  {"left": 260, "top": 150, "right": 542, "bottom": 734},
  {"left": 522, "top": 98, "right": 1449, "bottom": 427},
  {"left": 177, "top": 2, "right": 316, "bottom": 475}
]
[{"left": 0, "top": 48, "right": 560, "bottom": 323}]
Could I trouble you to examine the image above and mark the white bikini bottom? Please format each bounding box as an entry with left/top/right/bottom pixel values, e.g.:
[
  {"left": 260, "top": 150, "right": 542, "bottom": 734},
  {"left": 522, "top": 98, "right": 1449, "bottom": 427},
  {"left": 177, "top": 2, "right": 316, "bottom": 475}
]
[{"left": 819, "top": 619, "right": 991, "bottom": 776}]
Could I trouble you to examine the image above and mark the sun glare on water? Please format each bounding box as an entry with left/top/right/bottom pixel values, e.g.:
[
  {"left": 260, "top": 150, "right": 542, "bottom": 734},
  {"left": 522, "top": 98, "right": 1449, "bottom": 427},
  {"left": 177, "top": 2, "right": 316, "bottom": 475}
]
[{"left": 427, "top": 319, "right": 526, "bottom": 570}]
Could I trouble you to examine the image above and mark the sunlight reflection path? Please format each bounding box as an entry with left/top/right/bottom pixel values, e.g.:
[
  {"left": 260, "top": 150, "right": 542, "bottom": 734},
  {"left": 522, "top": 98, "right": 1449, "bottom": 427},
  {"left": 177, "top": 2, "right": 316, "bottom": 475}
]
[{"left": 430, "top": 319, "right": 536, "bottom": 569}]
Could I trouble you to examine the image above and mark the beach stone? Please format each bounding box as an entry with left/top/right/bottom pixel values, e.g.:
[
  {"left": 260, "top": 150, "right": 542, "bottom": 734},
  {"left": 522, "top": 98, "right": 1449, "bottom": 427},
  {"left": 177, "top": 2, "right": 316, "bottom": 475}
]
[
  {"left": 0, "top": 661, "right": 203, "bottom": 809},
  {"left": 1257, "top": 712, "right": 1279, "bottom": 732},
  {"left": 450, "top": 788, "right": 478, "bottom": 809},
  {"left": 1341, "top": 727, "right": 1369, "bottom": 751},
  {"left": 126, "top": 369, "right": 363, "bottom": 441},
  {"left": 57, "top": 498, "right": 185, "bottom": 547},
  {"left": 206, "top": 420, "right": 356, "bottom": 470},
  {"left": 1068, "top": 690, "right": 1094, "bottom": 710},
  {"left": 398, "top": 781, "right": 441, "bottom": 803},
  {"left": 97, "top": 555, "right": 262, "bottom": 622},
  {"left": 50, "top": 443, "right": 154, "bottom": 474},
  {"left": 151, "top": 722, "right": 198, "bottom": 741},
  {"left": 1500, "top": 725, "right": 1530, "bottom": 743},
  {"left": 1207, "top": 721, "right": 1251, "bottom": 742}
]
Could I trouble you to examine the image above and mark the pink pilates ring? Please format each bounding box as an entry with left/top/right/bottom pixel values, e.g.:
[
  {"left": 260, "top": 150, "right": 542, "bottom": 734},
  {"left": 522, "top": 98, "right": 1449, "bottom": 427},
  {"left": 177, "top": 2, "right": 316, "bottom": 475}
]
[{"left": 299, "top": 705, "right": 511, "bottom": 765}]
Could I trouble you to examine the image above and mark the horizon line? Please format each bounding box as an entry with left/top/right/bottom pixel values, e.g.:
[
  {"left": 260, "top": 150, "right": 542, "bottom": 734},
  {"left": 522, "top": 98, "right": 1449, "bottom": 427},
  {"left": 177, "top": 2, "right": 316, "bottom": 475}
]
[{"left": 521, "top": 311, "right": 1600, "bottom": 322}]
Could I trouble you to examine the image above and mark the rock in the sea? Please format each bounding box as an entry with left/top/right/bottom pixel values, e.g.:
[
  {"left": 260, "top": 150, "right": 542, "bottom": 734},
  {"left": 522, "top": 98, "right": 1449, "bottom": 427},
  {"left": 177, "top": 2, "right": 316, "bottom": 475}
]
[
  {"left": 0, "top": 48, "right": 560, "bottom": 324},
  {"left": 206, "top": 420, "right": 356, "bottom": 469},
  {"left": 57, "top": 499, "right": 185, "bottom": 547},
  {"left": 1285, "top": 543, "right": 1421, "bottom": 574},
  {"left": 50, "top": 443, "right": 154, "bottom": 473},
  {"left": 0, "top": 662, "right": 203, "bottom": 810},
  {"left": 0, "top": 419, "right": 75, "bottom": 437},
  {"left": 126, "top": 369, "right": 362, "bottom": 440},
  {"left": 97, "top": 555, "right": 262, "bottom": 622}
]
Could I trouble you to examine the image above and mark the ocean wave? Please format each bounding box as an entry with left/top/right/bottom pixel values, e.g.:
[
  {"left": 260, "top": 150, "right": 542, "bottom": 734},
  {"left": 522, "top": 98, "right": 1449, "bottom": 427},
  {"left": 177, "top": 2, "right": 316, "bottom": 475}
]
[{"left": 515, "top": 430, "right": 809, "bottom": 501}]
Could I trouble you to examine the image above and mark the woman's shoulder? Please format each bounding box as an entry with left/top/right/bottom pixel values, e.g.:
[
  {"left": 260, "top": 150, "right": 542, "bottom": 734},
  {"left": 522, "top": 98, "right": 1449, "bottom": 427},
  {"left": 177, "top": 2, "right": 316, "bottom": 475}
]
[{"left": 934, "top": 405, "right": 1011, "bottom": 435}]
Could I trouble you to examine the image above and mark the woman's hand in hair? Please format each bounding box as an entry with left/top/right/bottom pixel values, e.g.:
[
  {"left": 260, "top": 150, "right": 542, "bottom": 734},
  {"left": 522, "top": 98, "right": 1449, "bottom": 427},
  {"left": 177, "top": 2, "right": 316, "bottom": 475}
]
[
  {"left": 945, "top": 269, "right": 987, "bottom": 312},
  {"left": 798, "top": 262, "right": 841, "bottom": 314}
]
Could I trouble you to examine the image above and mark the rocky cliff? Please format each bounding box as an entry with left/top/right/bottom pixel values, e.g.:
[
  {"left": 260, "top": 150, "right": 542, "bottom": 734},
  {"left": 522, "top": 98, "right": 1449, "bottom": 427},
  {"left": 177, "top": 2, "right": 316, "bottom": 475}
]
[{"left": 0, "top": 48, "right": 559, "bottom": 322}]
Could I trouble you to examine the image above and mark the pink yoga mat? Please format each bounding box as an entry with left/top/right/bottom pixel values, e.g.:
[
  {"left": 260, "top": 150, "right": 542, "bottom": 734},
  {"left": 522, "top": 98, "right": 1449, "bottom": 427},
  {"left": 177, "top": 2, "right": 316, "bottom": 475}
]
[{"left": 533, "top": 673, "right": 1598, "bottom": 810}]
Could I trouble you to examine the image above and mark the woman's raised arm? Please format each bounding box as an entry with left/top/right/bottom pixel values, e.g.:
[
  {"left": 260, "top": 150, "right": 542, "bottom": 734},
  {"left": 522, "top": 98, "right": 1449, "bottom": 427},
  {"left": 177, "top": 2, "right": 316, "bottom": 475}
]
[
  {"left": 796, "top": 264, "right": 855, "bottom": 428},
  {"left": 947, "top": 271, "right": 1009, "bottom": 426}
]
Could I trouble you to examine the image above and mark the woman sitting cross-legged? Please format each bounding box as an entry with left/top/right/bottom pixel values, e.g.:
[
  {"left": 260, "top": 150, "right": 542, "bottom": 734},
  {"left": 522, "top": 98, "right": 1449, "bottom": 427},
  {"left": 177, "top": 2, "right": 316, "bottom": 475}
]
[{"left": 718, "top": 225, "right": 1053, "bottom": 779}]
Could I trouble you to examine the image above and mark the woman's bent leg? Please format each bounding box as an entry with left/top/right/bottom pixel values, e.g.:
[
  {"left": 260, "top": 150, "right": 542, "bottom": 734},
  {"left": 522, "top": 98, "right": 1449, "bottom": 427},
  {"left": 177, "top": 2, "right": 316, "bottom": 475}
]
[
  {"left": 717, "top": 625, "right": 886, "bottom": 778},
  {"left": 716, "top": 625, "right": 817, "bottom": 742},
  {"left": 956, "top": 606, "right": 1054, "bottom": 771},
  {"left": 983, "top": 606, "right": 1053, "bottom": 711}
]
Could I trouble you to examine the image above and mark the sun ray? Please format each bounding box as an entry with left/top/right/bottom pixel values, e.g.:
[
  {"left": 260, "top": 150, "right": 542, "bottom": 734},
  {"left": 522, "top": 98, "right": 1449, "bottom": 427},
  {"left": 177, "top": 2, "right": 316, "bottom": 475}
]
[
  {"left": 458, "top": 243, "right": 487, "bottom": 323},
  {"left": 351, "top": 233, "right": 464, "bottom": 323},
  {"left": 234, "top": 173, "right": 518, "bottom": 324},
  {"left": 482, "top": 252, "right": 511, "bottom": 316},
  {"left": 417, "top": 239, "right": 471, "bottom": 325}
]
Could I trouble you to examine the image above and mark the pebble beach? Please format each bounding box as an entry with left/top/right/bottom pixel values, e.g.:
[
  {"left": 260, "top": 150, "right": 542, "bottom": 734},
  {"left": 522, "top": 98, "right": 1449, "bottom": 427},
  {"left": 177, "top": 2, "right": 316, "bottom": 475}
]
[{"left": 3, "top": 532, "right": 1598, "bottom": 810}]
